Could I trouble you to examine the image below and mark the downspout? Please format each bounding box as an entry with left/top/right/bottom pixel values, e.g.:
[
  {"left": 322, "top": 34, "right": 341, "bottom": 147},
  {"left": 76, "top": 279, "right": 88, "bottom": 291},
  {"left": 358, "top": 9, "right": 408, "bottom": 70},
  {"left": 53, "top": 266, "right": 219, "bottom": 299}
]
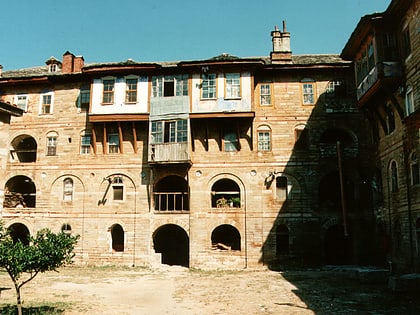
[{"left": 337, "top": 141, "right": 348, "bottom": 236}]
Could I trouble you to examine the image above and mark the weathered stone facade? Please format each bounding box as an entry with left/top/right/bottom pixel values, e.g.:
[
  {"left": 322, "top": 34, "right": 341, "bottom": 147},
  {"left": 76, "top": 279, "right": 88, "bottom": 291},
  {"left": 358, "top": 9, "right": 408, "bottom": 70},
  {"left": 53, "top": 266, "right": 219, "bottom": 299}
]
[
  {"left": 0, "top": 21, "right": 387, "bottom": 269},
  {"left": 341, "top": 0, "right": 420, "bottom": 272}
]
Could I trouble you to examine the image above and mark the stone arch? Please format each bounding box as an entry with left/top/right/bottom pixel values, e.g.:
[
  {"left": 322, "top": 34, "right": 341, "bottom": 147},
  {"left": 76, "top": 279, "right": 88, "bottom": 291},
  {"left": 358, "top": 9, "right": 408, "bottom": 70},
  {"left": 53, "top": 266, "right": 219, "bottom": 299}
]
[
  {"left": 154, "top": 175, "right": 189, "bottom": 211},
  {"left": 10, "top": 134, "right": 37, "bottom": 162},
  {"left": 211, "top": 224, "right": 241, "bottom": 251},
  {"left": 209, "top": 173, "right": 245, "bottom": 209},
  {"left": 110, "top": 223, "right": 125, "bottom": 252},
  {"left": 8, "top": 222, "right": 30, "bottom": 245},
  {"left": 3, "top": 175, "right": 36, "bottom": 208},
  {"left": 153, "top": 224, "right": 189, "bottom": 267}
]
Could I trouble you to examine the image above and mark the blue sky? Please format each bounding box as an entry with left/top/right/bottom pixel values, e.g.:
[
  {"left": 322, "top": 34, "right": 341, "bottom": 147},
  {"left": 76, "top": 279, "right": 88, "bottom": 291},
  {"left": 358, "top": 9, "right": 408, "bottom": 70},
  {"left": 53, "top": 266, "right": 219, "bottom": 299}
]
[{"left": 1, "top": 0, "right": 389, "bottom": 70}]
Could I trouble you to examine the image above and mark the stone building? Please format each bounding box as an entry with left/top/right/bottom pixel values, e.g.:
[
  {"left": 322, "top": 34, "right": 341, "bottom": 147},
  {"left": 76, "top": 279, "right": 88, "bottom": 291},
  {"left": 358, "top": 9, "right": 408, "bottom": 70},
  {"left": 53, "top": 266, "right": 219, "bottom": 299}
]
[
  {"left": 0, "top": 23, "right": 378, "bottom": 269},
  {"left": 341, "top": 0, "right": 419, "bottom": 272}
]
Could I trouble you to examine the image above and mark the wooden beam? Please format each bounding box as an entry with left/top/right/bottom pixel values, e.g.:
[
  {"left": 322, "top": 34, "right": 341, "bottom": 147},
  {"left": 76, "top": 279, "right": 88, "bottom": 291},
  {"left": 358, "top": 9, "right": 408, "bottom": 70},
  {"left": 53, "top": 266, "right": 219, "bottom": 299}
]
[
  {"left": 118, "top": 122, "right": 123, "bottom": 154},
  {"left": 132, "top": 122, "right": 138, "bottom": 154},
  {"left": 92, "top": 127, "right": 97, "bottom": 155},
  {"left": 103, "top": 123, "right": 107, "bottom": 155}
]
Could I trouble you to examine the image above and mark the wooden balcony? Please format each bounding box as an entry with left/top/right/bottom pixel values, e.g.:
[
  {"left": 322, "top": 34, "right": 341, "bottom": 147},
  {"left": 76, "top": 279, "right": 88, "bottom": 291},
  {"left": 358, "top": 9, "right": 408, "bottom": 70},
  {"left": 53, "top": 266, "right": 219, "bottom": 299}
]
[
  {"left": 357, "top": 61, "right": 402, "bottom": 106},
  {"left": 148, "top": 142, "right": 190, "bottom": 164}
]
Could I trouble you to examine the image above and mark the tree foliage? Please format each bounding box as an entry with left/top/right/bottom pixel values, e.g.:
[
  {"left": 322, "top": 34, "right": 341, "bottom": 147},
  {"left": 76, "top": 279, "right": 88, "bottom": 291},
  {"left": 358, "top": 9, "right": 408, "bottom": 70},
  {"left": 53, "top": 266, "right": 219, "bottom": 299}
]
[{"left": 0, "top": 222, "right": 79, "bottom": 315}]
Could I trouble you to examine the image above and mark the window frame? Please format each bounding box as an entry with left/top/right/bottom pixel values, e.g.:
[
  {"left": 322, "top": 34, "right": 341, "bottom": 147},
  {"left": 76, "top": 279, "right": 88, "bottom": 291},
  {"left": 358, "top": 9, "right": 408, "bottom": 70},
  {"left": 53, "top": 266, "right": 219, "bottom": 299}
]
[
  {"left": 152, "top": 75, "right": 188, "bottom": 97},
  {"left": 125, "top": 77, "right": 138, "bottom": 103},
  {"left": 406, "top": 86, "right": 414, "bottom": 116},
  {"left": 276, "top": 176, "right": 288, "bottom": 200},
  {"left": 108, "top": 133, "right": 120, "bottom": 154},
  {"left": 15, "top": 94, "right": 29, "bottom": 111},
  {"left": 259, "top": 83, "right": 272, "bottom": 106},
  {"left": 80, "top": 134, "right": 92, "bottom": 155},
  {"left": 78, "top": 85, "right": 90, "bottom": 111},
  {"left": 63, "top": 178, "right": 74, "bottom": 202},
  {"left": 112, "top": 176, "right": 124, "bottom": 201},
  {"left": 390, "top": 160, "right": 399, "bottom": 192},
  {"left": 40, "top": 92, "right": 54, "bottom": 114},
  {"left": 225, "top": 73, "right": 241, "bottom": 99},
  {"left": 201, "top": 73, "right": 217, "bottom": 99},
  {"left": 102, "top": 78, "right": 115, "bottom": 104},
  {"left": 224, "top": 131, "right": 238, "bottom": 152},
  {"left": 257, "top": 125, "right": 271, "bottom": 152},
  {"left": 301, "top": 80, "right": 316, "bottom": 105},
  {"left": 46, "top": 134, "right": 57, "bottom": 156}
]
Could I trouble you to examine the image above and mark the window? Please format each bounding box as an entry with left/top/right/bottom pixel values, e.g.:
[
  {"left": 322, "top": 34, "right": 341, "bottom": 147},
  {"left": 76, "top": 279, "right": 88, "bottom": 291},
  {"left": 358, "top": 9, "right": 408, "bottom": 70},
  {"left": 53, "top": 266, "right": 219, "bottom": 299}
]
[
  {"left": 102, "top": 79, "right": 115, "bottom": 104},
  {"left": 80, "top": 134, "right": 91, "bottom": 154},
  {"left": 112, "top": 176, "right": 124, "bottom": 201},
  {"left": 46, "top": 135, "right": 57, "bottom": 156},
  {"left": 48, "top": 64, "right": 58, "bottom": 72},
  {"left": 63, "top": 178, "right": 73, "bottom": 201},
  {"left": 125, "top": 78, "right": 138, "bottom": 103},
  {"left": 411, "top": 152, "right": 419, "bottom": 186},
  {"left": 211, "top": 178, "right": 240, "bottom": 208},
  {"left": 201, "top": 73, "right": 216, "bottom": 99},
  {"left": 225, "top": 73, "right": 240, "bottom": 99},
  {"left": 108, "top": 134, "right": 119, "bottom": 154},
  {"left": 257, "top": 126, "right": 271, "bottom": 151},
  {"left": 15, "top": 95, "right": 28, "bottom": 111},
  {"left": 276, "top": 176, "right": 288, "bottom": 200},
  {"left": 224, "top": 131, "right": 238, "bottom": 152},
  {"left": 406, "top": 86, "right": 414, "bottom": 116},
  {"left": 260, "top": 84, "right": 271, "bottom": 105},
  {"left": 402, "top": 28, "right": 411, "bottom": 59},
  {"left": 295, "top": 126, "right": 309, "bottom": 150},
  {"left": 61, "top": 223, "right": 72, "bottom": 234},
  {"left": 111, "top": 224, "right": 124, "bottom": 251},
  {"left": 151, "top": 120, "right": 187, "bottom": 144},
  {"left": 152, "top": 75, "right": 188, "bottom": 97},
  {"left": 41, "top": 92, "right": 53, "bottom": 114},
  {"left": 390, "top": 161, "right": 398, "bottom": 192},
  {"left": 326, "top": 80, "right": 348, "bottom": 98},
  {"left": 302, "top": 80, "right": 315, "bottom": 104},
  {"left": 78, "top": 85, "right": 90, "bottom": 111}
]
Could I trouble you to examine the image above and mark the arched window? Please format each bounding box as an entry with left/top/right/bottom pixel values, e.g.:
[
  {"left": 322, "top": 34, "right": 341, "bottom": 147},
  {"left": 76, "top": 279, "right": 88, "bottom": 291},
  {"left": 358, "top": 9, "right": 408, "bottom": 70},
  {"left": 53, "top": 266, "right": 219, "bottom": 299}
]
[
  {"left": 11, "top": 135, "right": 37, "bottom": 162},
  {"left": 63, "top": 178, "right": 73, "bottom": 201},
  {"left": 154, "top": 175, "right": 189, "bottom": 211},
  {"left": 8, "top": 223, "right": 30, "bottom": 245},
  {"left": 3, "top": 175, "right": 36, "bottom": 208},
  {"left": 111, "top": 224, "right": 124, "bottom": 252},
  {"left": 257, "top": 125, "right": 271, "bottom": 152},
  {"left": 211, "top": 178, "right": 241, "bottom": 208},
  {"left": 211, "top": 225, "right": 241, "bottom": 251},
  {"left": 410, "top": 152, "right": 419, "bottom": 186},
  {"left": 276, "top": 224, "right": 289, "bottom": 255},
  {"left": 390, "top": 160, "right": 398, "bottom": 192},
  {"left": 46, "top": 131, "right": 58, "bottom": 156}
]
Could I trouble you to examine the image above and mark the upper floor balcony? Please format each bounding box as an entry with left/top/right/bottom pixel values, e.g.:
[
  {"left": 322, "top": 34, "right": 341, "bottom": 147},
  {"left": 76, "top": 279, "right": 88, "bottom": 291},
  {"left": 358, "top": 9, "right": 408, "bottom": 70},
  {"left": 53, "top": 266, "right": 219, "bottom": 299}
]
[
  {"left": 356, "top": 61, "right": 402, "bottom": 106},
  {"left": 149, "top": 142, "right": 190, "bottom": 164}
]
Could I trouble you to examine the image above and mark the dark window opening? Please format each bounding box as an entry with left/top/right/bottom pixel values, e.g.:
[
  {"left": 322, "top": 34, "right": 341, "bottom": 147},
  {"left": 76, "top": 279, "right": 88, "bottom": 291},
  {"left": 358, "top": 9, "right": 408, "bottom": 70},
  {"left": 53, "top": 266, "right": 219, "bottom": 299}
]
[
  {"left": 295, "top": 128, "right": 309, "bottom": 150},
  {"left": 276, "top": 176, "right": 288, "bottom": 200},
  {"left": 8, "top": 223, "right": 30, "bottom": 245},
  {"left": 112, "top": 176, "right": 124, "bottom": 201},
  {"left": 153, "top": 224, "right": 189, "bottom": 266},
  {"left": 276, "top": 224, "right": 289, "bottom": 255},
  {"left": 111, "top": 224, "right": 124, "bottom": 252},
  {"left": 61, "top": 223, "right": 72, "bottom": 234},
  {"left": 3, "top": 175, "right": 36, "bottom": 208},
  {"left": 211, "top": 179, "right": 241, "bottom": 208},
  {"left": 154, "top": 175, "right": 189, "bottom": 211},
  {"left": 11, "top": 135, "right": 37, "bottom": 162},
  {"left": 211, "top": 224, "right": 241, "bottom": 251},
  {"left": 164, "top": 80, "right": 175, "bottom": 97}
]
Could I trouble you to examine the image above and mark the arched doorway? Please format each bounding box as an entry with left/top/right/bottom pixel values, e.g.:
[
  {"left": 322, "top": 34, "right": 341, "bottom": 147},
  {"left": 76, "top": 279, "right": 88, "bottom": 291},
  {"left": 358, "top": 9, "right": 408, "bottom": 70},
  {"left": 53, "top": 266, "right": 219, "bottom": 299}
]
[
  {"left": 324, "top": 224, "right": 353, "bottom": 265},
  {"left": 111, "top": 224, "right": 124, "bottom": 252},
  {"left": 8, "top": 223, "right": 30, "bottom": 245},
  {"left": 153, "top": 224, "right": 189, "bottom": 267}
]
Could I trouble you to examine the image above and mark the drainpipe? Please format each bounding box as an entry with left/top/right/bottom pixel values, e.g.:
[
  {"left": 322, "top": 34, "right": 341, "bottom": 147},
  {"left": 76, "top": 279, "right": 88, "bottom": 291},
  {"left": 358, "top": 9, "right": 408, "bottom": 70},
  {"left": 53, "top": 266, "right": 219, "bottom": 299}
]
[{"left": 337, "top": 141, "right": 348, "bottom": 236}]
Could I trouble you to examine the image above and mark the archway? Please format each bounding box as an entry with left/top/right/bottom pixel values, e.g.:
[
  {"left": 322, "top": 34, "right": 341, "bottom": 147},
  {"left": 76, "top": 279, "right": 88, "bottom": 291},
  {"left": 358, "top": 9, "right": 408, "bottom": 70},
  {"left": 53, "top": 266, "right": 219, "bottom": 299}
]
[
  {"left": 11, "top": 135, "right": 37, "bottom": 162},
  {"left": 4, "top": 175, "right": 36, "bottom": 208},
  {"left": 154, "top": 176, "right": 189, "bottom": 211},
  {"left": 324, "top": 224, "right": 353, "bottom": 265},
  {"left": 153, "top": 224, "right": 189, "bottom": 267},
  {"left": 111, "top": 224, "right": 124, "bottom": 252},
  {"left": 8, "top": 223, "right": 30, "bottom": 245},
  {"left": 211, "top": 224, "right": 241, "bottom": 250}
]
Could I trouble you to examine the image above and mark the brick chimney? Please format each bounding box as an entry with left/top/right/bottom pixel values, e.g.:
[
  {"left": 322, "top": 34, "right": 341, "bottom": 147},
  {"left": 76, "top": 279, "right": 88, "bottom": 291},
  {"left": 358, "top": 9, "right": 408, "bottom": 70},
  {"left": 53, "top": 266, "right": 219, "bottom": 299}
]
[
  {"left": 270, "top": 21, "right": 292, "bottom": 64},
  {"left": 62, "top": 51, "right": 84, "bottom": 74}
]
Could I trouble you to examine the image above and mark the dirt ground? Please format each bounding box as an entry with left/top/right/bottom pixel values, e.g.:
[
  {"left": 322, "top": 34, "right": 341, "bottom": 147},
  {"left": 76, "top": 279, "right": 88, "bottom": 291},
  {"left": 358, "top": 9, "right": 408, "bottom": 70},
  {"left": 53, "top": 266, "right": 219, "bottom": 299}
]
[{"left": 1, "top": 265, "right": 420, "bottom": 315}]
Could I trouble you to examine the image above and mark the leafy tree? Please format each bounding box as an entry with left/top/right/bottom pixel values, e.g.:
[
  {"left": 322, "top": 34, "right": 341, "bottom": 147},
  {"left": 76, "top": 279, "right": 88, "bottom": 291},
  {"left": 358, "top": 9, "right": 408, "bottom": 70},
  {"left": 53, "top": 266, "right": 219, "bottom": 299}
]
[{"left": 0, "top": 222, "right": 79, "bottom": 315}]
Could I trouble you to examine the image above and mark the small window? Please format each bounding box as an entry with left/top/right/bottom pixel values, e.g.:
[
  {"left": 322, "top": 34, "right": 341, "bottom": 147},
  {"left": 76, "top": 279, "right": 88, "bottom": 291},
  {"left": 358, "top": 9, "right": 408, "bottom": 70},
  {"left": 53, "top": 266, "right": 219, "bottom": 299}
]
[
  {"left": 108, "top": 133, "right": 119, "bottom": 154},
  {"left": 111, "top": 224, "right": 124, "bottom": 252},
  {"left": 225, "top": 73, "right": 241, "bottom": 99},
  {"left": 390, "top": 161, "right": 398, "bottom": 192},
  {"left": 41, "top": 92, "right": 53, "bottom": 114},
  {"left": 112, "top": 176, "right": 124, "bottom": 201},
  {"left": 201, "top": 74, "right": 216, "bottom": 99},
  {"left": 411, "top": 152, "right": 419, "bottom": 186},
  {"left": 80, "top": 134, "right": 91, "bottom": 154},
  {"left": 260, "top": 84, "right": 271, "bottom": 105},
  {"left": 406, "top": 86, "right": 414, "bottom": 116},
  {"left": 78, "top": 85, "right": 90, "bottom": 111},
  {"left": 224, "top": 131, "right": 238, "bottom": 152},
  {"left": 257, "top": 126, "right": 271, "bottom": 152},
  {"left": 276, "top": 176, "right": 288, "bottom": 200},
  {"left": 152, "top": 120, "right": 188, "bottom": 144},
  {"left": 15, "top": 95, "right": 28, "bottom": 111},
  {"left": 125, "top": 78, "right": 138, "bottom": 103},
  {"left": 63, "top": 178, "right": 73, "bottom": 201},
  {"left": 151, "top": 121, "right": 163, "bottom": 144},
  {"left": 61, "top": 223, "right": 72, "bottom": 234},
  {"left": 46, "top": 135, "right": 57, "bottom": 156},
  {"left": 102, "top": 79, "right": 115, "bottom": 104},
  {"left": 302, "top": 80, "right": 315, "bottom": 105}
]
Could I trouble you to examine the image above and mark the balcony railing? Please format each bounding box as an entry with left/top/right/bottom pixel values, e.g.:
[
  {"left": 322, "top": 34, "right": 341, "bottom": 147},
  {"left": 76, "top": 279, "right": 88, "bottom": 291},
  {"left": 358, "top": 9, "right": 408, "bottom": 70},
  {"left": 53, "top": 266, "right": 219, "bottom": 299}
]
[
  {"left": 357, "top": 62, "right": 402, "bottom": 101},
  {"left": 148, "top": 142, "right": 189, "bottom": 163},
  {"left": 153, "top": 192, "right": 189, "bottom": 212}
]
